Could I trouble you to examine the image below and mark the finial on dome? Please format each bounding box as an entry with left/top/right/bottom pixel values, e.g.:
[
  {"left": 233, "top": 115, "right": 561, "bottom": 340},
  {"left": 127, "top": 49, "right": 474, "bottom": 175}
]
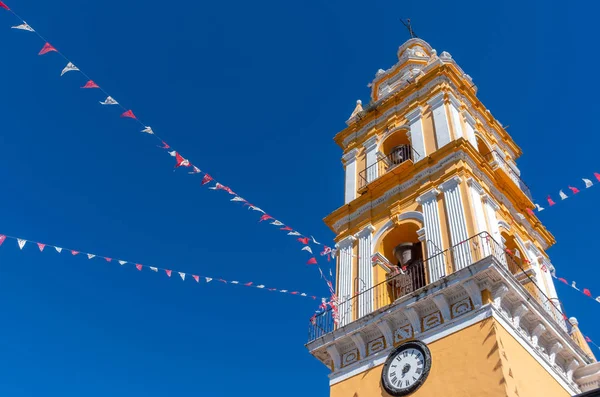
[{"left": 349, "top": 100, "right": 364, "bottom": 119}]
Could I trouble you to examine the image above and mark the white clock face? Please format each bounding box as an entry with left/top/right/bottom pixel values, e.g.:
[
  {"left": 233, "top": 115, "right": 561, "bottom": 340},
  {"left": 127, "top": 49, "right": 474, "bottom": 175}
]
[
  {"left": 382, "top": 341, "right": 431, "bottom": 396},
  {"left": 386, "top": 348, "right": 425, "bottom": 390}
]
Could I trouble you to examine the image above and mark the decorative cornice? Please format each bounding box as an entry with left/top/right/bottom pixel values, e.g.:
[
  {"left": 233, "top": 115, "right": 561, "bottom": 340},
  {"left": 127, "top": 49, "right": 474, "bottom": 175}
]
[
  {"left": 342, "top": 148, "right": 360, "bottom": 165},
  {"left": 438, "top": 176, "right": 463, "bottom": 192},
  {"left": 326, "top": 345, "right": 341, "bottom": 370},
  {"left": 427, "top": 91, "right": 445, "bottom": 109},
  {"left": 416, "top": 188, "right": 440, "bottom": 204},
  {"left": 432, "top": 294, "right": 451, "bottom": 322},
  {"left": 350, "top": 333, "right": 367, "bottom": 359},
  {"left": 462, "top": 279, "right": 482, "bottom": 308},
  {"left": 417, "top": 228, "right": 427, "bottom": 242},
  {"left": 355, "top": 224, "right": 376, "bottom": 239},
  {"left": 405, "top": 307, "right": 421, "bottom": 335},
  {"left": 482, "top": 194, "right": 501, "bottom": 212},
  {"left": 462, "top": 110, "right": 476, "bottom": 128},
  {"left": 447, "top": 92, "right": 461, "bottom": 109},
  {"left": 363, "top": 135, "right": 379, "bottom": 152},
  {"left": 466, "top": 177, "right": 485, "bottom": 195},
  {"left": 405, "top": 107, "right": 423, "bottom": 124},
  {"left": 376, "top": 320, "right": 394, "bottom": 348},
  {"left": 336, "top": 235, "right": 357, "bottom": 250}
]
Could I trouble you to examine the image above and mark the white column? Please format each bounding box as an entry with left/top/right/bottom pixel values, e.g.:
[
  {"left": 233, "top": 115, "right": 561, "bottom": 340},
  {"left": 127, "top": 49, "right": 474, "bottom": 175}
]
[
  {"left": 462, "top": 110, "right": 478, "bottom": 149},
  {"left": 363, "top": 136, "right": 379, "bottom": 183},
  {"left": 447, "top": 93, "right": 464, "bottom": 140},
  {"left": 439, "top": 177, "right": 472, "bottom": 271},
  {"left": 343, "top": 149, "right": 359, "bottom": 204},
  {"left": 336, "top": 236, "right": 356, "bottom": 327},
  {"left": 416, "top": 189, "right": 445, "bottom": 283},
  {"left": 466, "top": 178, "right": 491, "bottom": 258},
  {"left": 406, "top": 107, "right": 425, "bottom": 161},
  {"left": 427, "top": 92, "right": 451, "bottom": 150},
  {"left": 355, "top": 225, "right": 375, "bottom": 318},
  {"left": 482, "top": 194, "right": 505, "bottom": 267}
]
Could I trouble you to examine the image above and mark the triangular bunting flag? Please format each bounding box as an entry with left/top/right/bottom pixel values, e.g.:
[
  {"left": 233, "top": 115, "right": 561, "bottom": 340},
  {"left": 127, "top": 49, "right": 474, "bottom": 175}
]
[
  {"left": 168, "top": 151, "right": 177, "bottom": 157},
  {"left": 0, "top": 1, "right": 9, "bottom": 10},
  {"left": 87, "top": 254, "right": 95, "bottom": 259},
  {"left": 525, "top": 208, "right": 535, "bottom": 216},
  {"left": 584, "top": 288, "right": 592, "bottom": 297},
  {"left": 231, "top": 196, "right": 246, "bottom": 202},
  {"left": 595, "top": 173, "right": 600, "bottom": 182},
  {"left": 219, "top": 279, "right": 227, "bottom": 283},
  {"left": 81, "top": 80, "right": 99, "bottom": 89},
  {"left": 547, "top": 196, "right": 556, "bottom": 206},
  {"left": 189, "top": 166, "right": 201, "bottom": 174},
  {"left": 136, "top": 264, "right": 143, "bottom": 271},
  {"left": 193, "top": 275, "right": 199, "bottom": 283},
  {"left": 205, "top": 277, "right": 212, "bottom": 283},
  {"left": 0, "top": 235, "right": 5, "bottom": 246},
  {"left": 568, "top": 186, "right": 580, "bottom": 194},
  {"left": 248, "top": 206, "right": 265, "bottom": 214},
  {"left": 535, "top": 204, "right": 545, "bottom": 212},
  {"left": 302, "top": 246, "right": 313, "bottom": 254},
  {"left": 201, "top": 174, "right": 213, "bottom": 185},
  {"left": 259, "top": 214, "right": 273, "bottom": 222},
  {"left": 100, "top": 96, "right": 118, "bottom": 105},
  {"left": 121, "top": 110, "right": 137, "bottom": 119},
  {"left": 583, "top": 178, "right": 593, "bottom": 188},
  {"left": 290, "top": 292, "right": 299, "bottom": 295},
  {"left": 270, "top": 220, "right": 284, "bottom": 226},
  {"left": 165, "top": 269, "right": 172, "bottom": 277},
  {"left": 280, "top": 290, "right": 288, "bottom": 293},
  {"left": 257, "top": 285, "right": 265, "bottom": 289},
  {"left": 39, "top": 43, "right": 57, "bottom": 56},
  {"left": 307, "top": 257, "right": 318, "bottom": 265},
  {"left": 61, "top": 62, "right": 79, "bottom": 76},
  {"left": 157, "top": 141, "right": 170, "bottom": 149},
  {"left": 179, "top": 272, "right": 186, "bottom": 281},
  {"left": 105, "top": 257, "right": 112, "bottom": 262},
  {"left": 118, "top": 260, "right": 127, "bottom": 265},
  {"left": 71, "top": 250, "right": 79, "bottom": 256},
  {"left": 586, "top": 336, "right": 593, "bottom": 343},
  {"left": 572, "top": 281, "right": 579, "bottom": 290},
  {"left": 174, "top": 152, "right": 190, "bottom": 168},
  {"left": 311, "top": 236, "right": 321, "bottom": 245},
  {"left": 141, "top": 126, "right": 154, "bottom": 134},
  {"left": 17, "top": 239, "right": 26, "bottom": 250},
  {"left": 281, "top": 226, "right": 293, "bottom": 231},
  {"left": 244, "top": 282, "right": 253, "bottom": 286},
  {"left": 559, "top": 190, "right": 568, "bottom": 200},
  {"left": 55, "top": 246, "right": 62, "bottom": 253},
  {"left": 12, "top": 23, "right": 34, "bottom": 32},
  {"left": 297, "top": 237, "right": 310, "bottom": 245},
  {"left": 288, "top": 231, "right": 301, "bottom": 236},
  {"left": 37, "top": 242, "right": 45, "bottom": 252},
  {"left": 231, "top": 281, "right": 239, "bottom": 284},
  {"left": 149, "top": 267, "right": 158, "bottom": 272},
  {"left": 558, "top": 278, "right": 568, "bottom": 284}
]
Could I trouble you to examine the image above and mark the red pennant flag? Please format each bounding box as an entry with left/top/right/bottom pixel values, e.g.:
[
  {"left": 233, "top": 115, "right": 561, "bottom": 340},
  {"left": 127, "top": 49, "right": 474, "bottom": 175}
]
[
  {"left": 244, "top": 282, "right": 253, "bottom": 286},
  {"left": 595, "top": 173, "right": 600, "bottom": 182},
  {"left": 583, "top": 288, "right": 592, "bottom": 297},
  {"left": 586, "top": 336, "right": 592, "bottom": 343},
  {"left": 38, "top": 43, "right": 57, "bottom": 55},
  {"left": 136, "top": 264, "right": 143, "bottom": 271},
  {"left": 311, "top": 296, "right": 317, "bottom": 300},
  {"left": 218, "top": 279, "right": 227, "bottom": 283},
  {"left": 71, "top": 250, "right": 79, "bottom": 256},
  {"left": 0, "top": 235, "right": 6, "bottom": 246},
  {"left": 558, "top": 278, "right": 568, "bottom": 284},
  {"left": 174, "top": 152, "right": 190, "bottom": 168},
  {"left": 158, "top": 141, "right": 170, "bottom": 149},
  {"left": 165, "top": 269, "right": 172, "bottom": 277},
  {"left": 201, "top": 174, "right": 213, "bottom": 185},
  {"left": 268, "top": 288, "right": 277, "bottom": 291},
  {"left": 307, "top": 257, "right": 318, "bottom": 265},
  {"left": 259, "top": 214, "right": 273, "bottom": 222},
  {"left": 547, "top": 196, "right": 556, "bottom": 206},
  {"left": 290, "top": 292, "right": 299, "bottom": 295},
  {"left": 562, "top": 313, "right": 568, "bottom": 321},
  {"left": 105, "top": 257, "right": 112, "bottom": 262},
  {"left": 526, "top": 208, "right": 535, "bottom": 216},
  {"left": 0, "top": 2, "right": 10, "bottom": 10},
  {"left": 121, "top": 110, "right": 137, "bottom": 119},
  {"left": 281, "top": 226, "right": 293, "bottom": 231},
  {"left": 37, "top": 243, "right": 45, "bottom": 252},
  {"left": 568, "top": 186, "right": 580, "bottom": 194},
  {"left": 298, "top": 237, "right": 310, "bottom": 245},
  {"left": 192, "top": 275, "right": 199, "bottom": 283},
  {"left": 81, "top": 80, "right": 99, "bottom": 89}
]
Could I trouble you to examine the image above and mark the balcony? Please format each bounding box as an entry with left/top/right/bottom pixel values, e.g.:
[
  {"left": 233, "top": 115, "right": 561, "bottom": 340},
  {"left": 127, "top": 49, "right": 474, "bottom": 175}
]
[
  {"left": 484, "top": 150, "right": 533, "bottom": 202},
  {"left": 307, "top": 232, "right": 566, "bottom": 343},
  {"left": 358, "top": 144, "right": 421, "bottom": 191}
]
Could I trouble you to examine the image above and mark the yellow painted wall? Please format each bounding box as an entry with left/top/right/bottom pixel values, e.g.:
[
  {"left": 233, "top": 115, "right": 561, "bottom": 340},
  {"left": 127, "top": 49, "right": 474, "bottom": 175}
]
[{"left": 330, "top": 318, "right": 571, "bottom": 397}]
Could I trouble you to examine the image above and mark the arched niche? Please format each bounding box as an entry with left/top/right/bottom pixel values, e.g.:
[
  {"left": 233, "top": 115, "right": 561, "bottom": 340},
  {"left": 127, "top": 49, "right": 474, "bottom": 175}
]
[
  {"left": 475, "top": 132, "right": 493, "bottom": 157},
  {"left": 379, "top": 126, "right": 411, "bottom": 157},
  {"left": 373, "top": 211, "right": 425, "bottom": 263}
]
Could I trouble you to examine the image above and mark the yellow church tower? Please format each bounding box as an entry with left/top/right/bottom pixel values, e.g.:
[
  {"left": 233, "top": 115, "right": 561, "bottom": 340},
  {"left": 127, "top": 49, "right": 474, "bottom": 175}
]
[{"left": 307, "top": 38, "right": 600, "bottom": 396}]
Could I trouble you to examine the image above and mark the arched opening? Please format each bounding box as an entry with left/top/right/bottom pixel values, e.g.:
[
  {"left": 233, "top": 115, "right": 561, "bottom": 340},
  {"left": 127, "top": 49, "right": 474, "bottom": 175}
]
[
  {"left": 476, "top": 134, "right": 492, "bottom": 158},
  {"left": 379, "top": 129, "right": 414, "bottom": 169}
]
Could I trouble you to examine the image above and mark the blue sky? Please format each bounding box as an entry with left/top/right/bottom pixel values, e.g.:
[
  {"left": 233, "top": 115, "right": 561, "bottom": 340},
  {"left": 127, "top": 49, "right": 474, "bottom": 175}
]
[{"left": 0, "top": 0, "right": 597, "bottom": 395}]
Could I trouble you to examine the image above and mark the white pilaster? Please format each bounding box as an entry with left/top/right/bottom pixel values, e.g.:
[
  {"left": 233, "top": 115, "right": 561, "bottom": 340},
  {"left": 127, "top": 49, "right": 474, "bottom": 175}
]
[
  {"left": 355, "top": 225, "right": 375, "bottom": 318},
  {"left": 462, "top": 110, "right": 478, "bottom": 149},
  {"left": 482, "top": 194, "right": 502, "bottom": 245},
  {"left": 326, "top": 345, "right": 341, "bottom": 370},
  {"left": 343, "top": 149, "right": 359, "bottom": 204},
  {"left": 427, "top": 92, "right": 451, "bottom": 150},
  {"left": 350, "top": 333, "right": 367, "bottom": 359},
  {"left": 363, "top": 136, "right": 379, "bottom": 183},
  {"left": 447, "top": 93, "right": 464, "bottom": 140},
  {"left": 439, "top": 177, "right": 472, "bottom": 271},
  {"left": 416, "top": 189, "right": 445, "bottom": 283},
  {"left": 405, "top": 306, "right": 421, "bottom": 335},
  {"left": 406, "top": 107, "right": 425, "bottom": 161},
  {"left": 336, "top": 236, "right": 356, "bottom": 326},
  {"left": 376, "top": 319, "right": 394, "bottom": 348},
  {"left": 466, "top": 178, "right": 491, "bottom": 258}
]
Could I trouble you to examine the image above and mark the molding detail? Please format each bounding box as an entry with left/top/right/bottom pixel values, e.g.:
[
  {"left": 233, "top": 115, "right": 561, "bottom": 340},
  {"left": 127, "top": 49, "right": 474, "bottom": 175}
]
[
  {"left": 350, "top": 333, "right": 367, "bottom": 359},
  {"left": 326, "top": 345, "right": 341, "bottom": 370},
  {"left": 549, "top": 342, "right": 564, "bottom": 365},
  {"left": 354, "top": 224, "right": 376, "bottom": 239},
  {"left": 376, "top": 320, "right": 394, "bottom": 348},
  {"left": 568, "top": 359, "right": 581, "bottom": 381},
  {"left": 405, "top": 307, "right": 422, "bottom": 335},
  {"left": 461, "top": 279, "right": 482, "bottom": 308},
  {"left": 466, "top": 177, "right": 485, "bottom": 195},
  {"left": 433, "top": 294, "right": 451, "bottom": 322},
  {"left": 438, "top": 176, "right": 463, "bottom": 192},
  {"left": 531, "top": 323, "right": 547, "bottom": 348},
  {"left": 342, "top": 148, "right": 359, "bottom": 165},
  {"left": 405, "top": 107, "right": 423, "bottom": 123},
  {"left": 493, "top": 284, "right": 509, "bottom": 309},
  {"left": 416, "top": 188, "right": 440, "bottom": 203},
  {"left": 336, "top": 235, "right": 357, "bottom": 250},
  {"left": 512, "top": 303, "right": 529, "bottom": 330}
]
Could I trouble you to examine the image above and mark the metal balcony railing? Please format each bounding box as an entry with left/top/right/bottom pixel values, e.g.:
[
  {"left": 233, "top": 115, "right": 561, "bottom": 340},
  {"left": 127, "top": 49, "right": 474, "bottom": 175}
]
[
  {"left": 307, "top": 232, "right": 566, "bottom": 343},
  {"left": 358, "top": 145, "right": 420, "bottom": 190},
  {"left": 484, "top": 151, "right": 533, "bottom": 201}
]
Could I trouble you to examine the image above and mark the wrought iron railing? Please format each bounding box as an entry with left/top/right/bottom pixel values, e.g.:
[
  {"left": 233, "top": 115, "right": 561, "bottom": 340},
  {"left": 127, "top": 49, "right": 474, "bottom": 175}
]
[
  {"left": 484, "top": 151, "right": 533, "bottom": 201},
  {"left": 307, "top": 232, "right": 565, "bottom": 342},
  {"left": 358, "top": 145, "right": 421, "bottom": 189}
]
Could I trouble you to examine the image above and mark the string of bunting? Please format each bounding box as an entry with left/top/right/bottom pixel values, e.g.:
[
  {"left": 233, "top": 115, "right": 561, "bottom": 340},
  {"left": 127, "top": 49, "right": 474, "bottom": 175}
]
[
  {"left": 553, "top": 274, "right": 600, "bottom": 305},
  {"left": 529, "top": 174, "right": 600, "bottom": 214},
  {"left": 0, "top": 233, "right": 324, "bottom": 300},
  {"left": 585, "top": 336, "right": 600, "bottom": 352},
  {"left": 0, "top": 1, "right": 340, "bottom": 296}
]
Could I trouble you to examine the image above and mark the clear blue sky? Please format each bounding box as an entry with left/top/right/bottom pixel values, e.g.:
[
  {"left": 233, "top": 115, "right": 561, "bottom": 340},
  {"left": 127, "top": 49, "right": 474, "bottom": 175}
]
[{"left": 0, "top": 0, "right": 597, "bottom": 395}]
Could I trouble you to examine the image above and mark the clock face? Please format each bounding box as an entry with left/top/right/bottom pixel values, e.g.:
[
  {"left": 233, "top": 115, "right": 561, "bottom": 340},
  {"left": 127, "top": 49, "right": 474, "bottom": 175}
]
[{"left": 381, "top": 341, "right": 431, "bottom": 396}]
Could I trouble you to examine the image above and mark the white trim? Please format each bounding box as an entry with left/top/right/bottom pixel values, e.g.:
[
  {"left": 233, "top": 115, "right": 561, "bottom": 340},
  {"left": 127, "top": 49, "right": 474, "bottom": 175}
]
[
  {"left": 439, "top": 177, "right": 471, "bottom": 270},
  {"left": 416, "top": 189, "right": 445, "bottom": 281},
  {"left": 371, "top": 212, "right": 424, "bottom": 255}
]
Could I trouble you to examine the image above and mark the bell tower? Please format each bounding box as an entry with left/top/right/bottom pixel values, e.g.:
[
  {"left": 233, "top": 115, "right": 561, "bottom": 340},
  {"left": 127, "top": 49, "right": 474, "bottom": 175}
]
[{"left": 307, "top": 38, "right": 600, "bottom": 396}]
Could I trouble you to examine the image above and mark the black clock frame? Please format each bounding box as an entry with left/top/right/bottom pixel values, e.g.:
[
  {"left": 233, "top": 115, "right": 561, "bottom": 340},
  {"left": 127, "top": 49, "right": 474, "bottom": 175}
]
[{"left": 381, "top": 340, "right": 432, "bottom": 396}]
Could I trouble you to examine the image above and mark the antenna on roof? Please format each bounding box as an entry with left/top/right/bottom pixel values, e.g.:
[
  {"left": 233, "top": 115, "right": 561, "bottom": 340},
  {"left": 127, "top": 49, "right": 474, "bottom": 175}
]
[{"left": 400, "top": 18, "right": 418, "bottom": 39}]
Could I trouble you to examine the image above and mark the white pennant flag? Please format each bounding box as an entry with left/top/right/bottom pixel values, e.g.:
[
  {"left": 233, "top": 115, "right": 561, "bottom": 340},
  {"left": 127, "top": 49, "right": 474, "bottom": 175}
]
[
  {"left": 535, "top": 203, "right": 545, "bottom": 212},
  {"left": 17, "top": 239, "right": 26, "bottom": 250},
  {"left": 572, "top": 281, "right": 579, "bottom": 290},
  {"left": 150, "top": 267, "right": 158, "bottom": 272},
  {"left": 288, "top": 231, "right": 301, "bottom": 236},
  {"left": 302, "top": 246, "right": 313, "bottom": 254},
  {"left": 55, "top": 246, "right": 63, "bottom": 253},
  {"left": 141, "top": 126, "right": 154, "bottom": 135},
  {"left": 301, "top": 293, "right": 307, "bottom": 297},
  {"left": 583, "top": 178, "right": 593, "bottom": 188},
  {"left": 11, "top": 23, "right": 35, "bottom": 32},
  {"left": 231, "top": 281, "right": 239, "bottom": 284},
  {"left": 596, "top": 296, "right": 600, "bottom": 303},
  {"left": 100, "top": 96, "right": 118, "bottom": 105},
  {"left": 248, "top": 206, "right": 265, "bottom": 214},
  {"left": 311, "top": 236, "right": 321, "bottom": 245},
  {"left": 189, "top": 166, "right": 201, "bottom": 174},
  {"left": 61, "top": 62, "right": 79, "bottom": 76},
  {"left": 231, "top": 196, "right": 246, "bottom": 202},
  {"left": 257, "top": 285, "right": 265, "bottom": 289},
  {"left": 118, "top": 260, "right": 127, "bottom": 265},
  {"left": 280, "top": 290, "right": 288, "bottom": 293},
  {"left": 179, "top": 272, "right": 186, "bottom": 281},
  {"left": 205, "top": 277, "right": 213, "bottom": 283},
  {"left": 270, "top": 220, "right": 284, "bottom": 226},
  {"left": 168, "top": 151, "right": 177, "bottom": 157},
  {"left": 87, "top": 254, "right": 95, "bottom": 259},
  {"left": 559, "top": 190, "right": 568, "bottom": 200}
]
